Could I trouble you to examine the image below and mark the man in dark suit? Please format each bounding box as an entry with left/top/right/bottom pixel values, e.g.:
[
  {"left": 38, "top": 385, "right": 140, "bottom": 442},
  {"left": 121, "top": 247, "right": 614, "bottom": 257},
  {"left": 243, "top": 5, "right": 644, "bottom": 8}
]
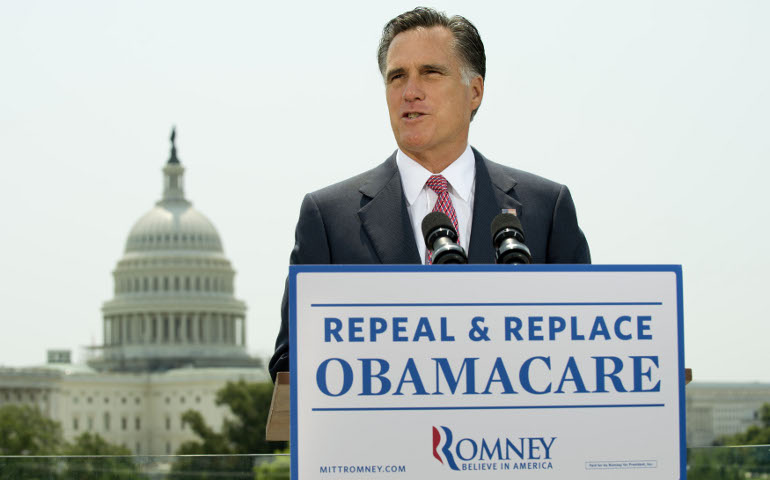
[{"left": 269, "top": 7, "right": 589, "bottom": 381}]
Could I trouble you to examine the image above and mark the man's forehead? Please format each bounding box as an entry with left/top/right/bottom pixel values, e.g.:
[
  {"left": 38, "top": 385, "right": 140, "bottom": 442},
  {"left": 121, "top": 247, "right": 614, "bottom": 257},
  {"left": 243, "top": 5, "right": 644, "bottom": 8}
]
[{"left": 386, "top": 26, "right": 456, "bottom": 68}]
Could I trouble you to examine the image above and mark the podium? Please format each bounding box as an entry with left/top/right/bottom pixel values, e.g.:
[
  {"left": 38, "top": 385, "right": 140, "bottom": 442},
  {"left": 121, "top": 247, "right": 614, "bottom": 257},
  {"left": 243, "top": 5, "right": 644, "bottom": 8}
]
[
  {"left": 266, "top": 369, "right": 693, "bottom": 442},
  {"left": 266, "top": 372, "right": 290, "bottom": 441},
  {"left": 269, "top": 265, "right": 686, "bottom": 479}
]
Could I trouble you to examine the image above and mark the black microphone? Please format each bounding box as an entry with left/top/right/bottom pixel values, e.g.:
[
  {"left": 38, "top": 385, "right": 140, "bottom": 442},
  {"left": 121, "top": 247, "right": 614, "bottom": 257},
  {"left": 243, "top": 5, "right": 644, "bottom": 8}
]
[
  {"left": 491, "top": 213, "right": 532, "bottom": 264},
  {"left": 421, "top": 212, "right": 468, "bottom": 264}
]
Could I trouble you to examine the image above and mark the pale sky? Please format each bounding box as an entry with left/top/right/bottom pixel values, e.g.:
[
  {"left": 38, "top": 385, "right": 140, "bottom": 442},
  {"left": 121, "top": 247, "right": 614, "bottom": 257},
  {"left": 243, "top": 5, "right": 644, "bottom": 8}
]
[{"left": 1, "top": 1, "right": 768, "bottom": 382}]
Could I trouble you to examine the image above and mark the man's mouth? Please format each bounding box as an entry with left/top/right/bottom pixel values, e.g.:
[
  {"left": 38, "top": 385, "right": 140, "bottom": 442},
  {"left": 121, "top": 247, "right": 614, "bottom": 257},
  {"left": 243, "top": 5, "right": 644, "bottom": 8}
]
[{"left": 404, "top": 112, "right": 424, "bottom": 119}]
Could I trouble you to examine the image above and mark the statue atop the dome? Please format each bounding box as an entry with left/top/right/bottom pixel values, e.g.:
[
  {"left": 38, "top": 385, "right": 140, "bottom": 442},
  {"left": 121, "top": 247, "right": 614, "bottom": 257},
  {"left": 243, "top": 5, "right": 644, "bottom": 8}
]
[{"left": 168, "top": 126, "right": 180, "bottom": 164}]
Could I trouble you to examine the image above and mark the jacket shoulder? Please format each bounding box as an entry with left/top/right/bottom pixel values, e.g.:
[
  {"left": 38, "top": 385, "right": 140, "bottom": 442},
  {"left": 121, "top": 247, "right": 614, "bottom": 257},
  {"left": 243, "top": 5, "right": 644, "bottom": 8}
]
[
  {"left": 306, "top": 153, "right": 398, "bottom": 208},
  {"left": 481, "top": 154, "right": 565, "bottom": 199}
]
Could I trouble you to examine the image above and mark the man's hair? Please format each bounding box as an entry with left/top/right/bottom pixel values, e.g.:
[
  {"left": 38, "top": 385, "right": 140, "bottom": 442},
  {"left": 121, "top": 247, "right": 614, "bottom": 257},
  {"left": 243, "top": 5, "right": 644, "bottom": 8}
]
[{"left": 377, "top": 7, "right": 486, "bottom": 119}]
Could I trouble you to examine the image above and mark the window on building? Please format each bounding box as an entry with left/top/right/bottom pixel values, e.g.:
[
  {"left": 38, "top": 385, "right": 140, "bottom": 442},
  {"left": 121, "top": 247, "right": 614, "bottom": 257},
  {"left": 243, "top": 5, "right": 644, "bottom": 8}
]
[
  {"left": 104, "top": 412, "right": 110, "bottom": 431},
  {"left": 165, "top": 417, "right": 171, "bottom": 430},
  {"left": 174, "top": 277, "right": 180, "bottom": 291},
  {"left": 87, "top": 417, "right": 93, "bottom": 431},
  {"left": 180, "top": 396, "right": 185, "bottom": 404},
  {"left": 73, "top": 418, "right": 79, "bottom": 431},
  {"left": 185, "top": 277, "right": 190, "bottom": 291},
  {"left": 164, "top": 277, "right": 169, "bottom": 291},
  {"left": 195, "top": 396, "right": 201, "bottom": 404},
  {"left": 166, "top": 442, "right": 171, "bottom": 454},
  {"left": 135, "top": 397, "right": 141, "bottom": 405},
  {"left": 121, "top": 417, "right": 127, "bottom": 431},
  {"left": 73, "top": 397, "right": 78, "bottom": 404},
  {"left": 104, "top": 397, "right": 109, "bottom": 404},
  {"left": 135, "top": 417, "right": 141, "bottom": 430},
  {"left": 153, "top": 277, "right": 158, "bottom": 291},
  {"left": 135, "top": 442, "right": 141, "bottom": 455},
  {"left": 165, "top": 397, "right": 170, "bottom": 404},
  {"left": 87, "top": 397, "right": 92, "bottom": 404}
]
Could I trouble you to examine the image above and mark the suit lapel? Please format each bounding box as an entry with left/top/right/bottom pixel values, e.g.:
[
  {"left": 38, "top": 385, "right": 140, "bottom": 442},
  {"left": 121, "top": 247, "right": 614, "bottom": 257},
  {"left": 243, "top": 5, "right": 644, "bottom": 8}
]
[
  {"left": 467, "top": 149, "right": 522, "bottom": 263},
  {"left": 358, "top": 154, "right": 421, "bottom": 264}
]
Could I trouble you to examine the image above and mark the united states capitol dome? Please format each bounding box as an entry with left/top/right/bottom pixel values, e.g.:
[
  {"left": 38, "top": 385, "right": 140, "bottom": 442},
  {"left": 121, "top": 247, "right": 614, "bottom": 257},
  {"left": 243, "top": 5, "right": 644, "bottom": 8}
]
[
  {"left": 124, "top": 201, "right": 224, "bottom": 254},
  {"left": 123, "top": 133, "right": 223, "bottom": 255},
  {"left": 90, "top": 129, "right": 259, "bottom": 372}
]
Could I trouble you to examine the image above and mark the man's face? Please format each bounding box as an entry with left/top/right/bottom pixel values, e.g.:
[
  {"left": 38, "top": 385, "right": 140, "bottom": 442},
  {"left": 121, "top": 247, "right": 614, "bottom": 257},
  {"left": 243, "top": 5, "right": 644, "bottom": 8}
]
[{"left": 385, "top": 26, "right": 483, "bottom": 165}]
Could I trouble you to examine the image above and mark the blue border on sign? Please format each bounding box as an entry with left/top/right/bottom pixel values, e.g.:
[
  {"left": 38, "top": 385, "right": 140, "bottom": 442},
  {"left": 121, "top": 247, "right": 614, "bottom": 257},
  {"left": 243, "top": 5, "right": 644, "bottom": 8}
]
[
  {"left": 289, "top": 271, "right": 298, "bottom": 479},
  {"left": 675, "top": 266, "right": 686, "bottom": 480},
  {"left": 287, "top": 264, "right": 685, "bottom": 480}
]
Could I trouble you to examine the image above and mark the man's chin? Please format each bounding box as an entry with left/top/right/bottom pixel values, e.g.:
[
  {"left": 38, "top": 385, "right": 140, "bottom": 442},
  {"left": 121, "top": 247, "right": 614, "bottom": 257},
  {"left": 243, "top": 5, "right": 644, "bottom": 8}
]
[{"left": 397, "top": 137, "right": 432, "bottom": 155}]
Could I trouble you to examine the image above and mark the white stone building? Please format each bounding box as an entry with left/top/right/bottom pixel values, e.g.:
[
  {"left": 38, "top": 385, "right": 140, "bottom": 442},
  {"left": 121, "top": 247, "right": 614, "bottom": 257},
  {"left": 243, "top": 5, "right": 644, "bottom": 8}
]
[
  {"left": 0, "top": 130, "right": 267, "bottom": 454},
  {"left": 686, "top": 382, "right": 770, "bottom": 447}
]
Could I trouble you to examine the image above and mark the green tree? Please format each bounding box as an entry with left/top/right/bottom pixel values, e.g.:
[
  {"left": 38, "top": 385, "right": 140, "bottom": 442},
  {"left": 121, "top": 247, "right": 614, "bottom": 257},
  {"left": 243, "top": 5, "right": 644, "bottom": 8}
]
[
  {"left": 0, "top": 405, "right": 150, "bottom": 480},
  {"left": 59, "top": 433, "right": 146, "bottom": 480},
  {"left": 216, "top": 381, "right": 284, "bottom": 454},
  {"left": 172, "top": 381, "right": 287, "bottom": 479},
  {"left": 688, "top": 402, "right": 770, "bottom": 479},
  {"left": 0, "top": 404, "right": 62, "bottom": 480},
  {"left": 254, "top": 448, "right": 289, "bottom": 480},
  {"left": 0, "top": 404, "right": 62, "bottom": 455}
]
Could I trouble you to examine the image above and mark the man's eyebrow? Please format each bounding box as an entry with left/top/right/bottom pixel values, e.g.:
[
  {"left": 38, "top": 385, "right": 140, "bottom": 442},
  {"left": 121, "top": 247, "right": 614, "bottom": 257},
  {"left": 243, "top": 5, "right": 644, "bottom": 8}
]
[
  {"left": 421, "top": 64, "right": 449, "bottom": 74},
  {"left": 385, "top": 67, "right": 406, "bottom": 80}
]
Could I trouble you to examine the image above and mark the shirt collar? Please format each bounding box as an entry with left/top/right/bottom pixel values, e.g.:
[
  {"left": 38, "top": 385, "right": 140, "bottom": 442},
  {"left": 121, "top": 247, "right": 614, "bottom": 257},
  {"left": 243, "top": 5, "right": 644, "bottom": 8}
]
[{"left": 396, "top": 144, "right": 476, "bottom": 206}]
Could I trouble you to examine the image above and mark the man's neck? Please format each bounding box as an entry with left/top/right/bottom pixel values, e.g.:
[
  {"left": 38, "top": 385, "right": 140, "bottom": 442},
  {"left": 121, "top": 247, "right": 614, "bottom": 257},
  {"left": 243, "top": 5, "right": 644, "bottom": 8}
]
[{"left": 401, "top": 143, "right": 469, "bottom": 173}]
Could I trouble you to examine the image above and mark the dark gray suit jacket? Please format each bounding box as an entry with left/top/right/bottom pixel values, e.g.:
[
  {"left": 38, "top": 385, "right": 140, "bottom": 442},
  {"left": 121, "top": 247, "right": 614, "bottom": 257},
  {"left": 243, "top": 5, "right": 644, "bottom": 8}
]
[{"left": 268, "top": 148, "right": 590, "bottom": 380}]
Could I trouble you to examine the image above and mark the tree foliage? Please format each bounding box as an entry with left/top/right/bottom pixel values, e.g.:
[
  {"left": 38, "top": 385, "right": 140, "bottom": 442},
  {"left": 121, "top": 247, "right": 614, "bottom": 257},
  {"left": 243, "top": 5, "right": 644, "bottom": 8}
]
[
  {"left": 60, "top": 433, "right": 145, "bottom": 480},
  {"left": 0, "top": 406, "right": 144, "bottom": 479},
  {"left": 254, "top": 448, "right": 290, "bottom": 480},
  {"left": 172, "top": 381, "right": 287, "bottom": 478},
  {"left": 217, "top": 380, "right": 284, "bottom": 454},
  {"left": 0, "top": 404, "right": 62, "bottom": 455},
  {"left": 688, "top": 402, "right": 770, "bottom": 479}
]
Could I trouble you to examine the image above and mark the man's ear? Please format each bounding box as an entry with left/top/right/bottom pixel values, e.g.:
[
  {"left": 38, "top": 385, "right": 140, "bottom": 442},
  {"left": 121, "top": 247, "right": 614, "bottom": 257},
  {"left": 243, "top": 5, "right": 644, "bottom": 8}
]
[{"left": 470, "top": 76, "right": 484, "bottom": 111}]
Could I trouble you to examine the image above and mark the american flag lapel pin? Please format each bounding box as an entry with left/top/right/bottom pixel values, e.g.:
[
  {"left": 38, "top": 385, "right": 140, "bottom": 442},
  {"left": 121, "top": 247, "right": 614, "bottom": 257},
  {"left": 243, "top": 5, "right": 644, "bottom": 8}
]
[{"left": 501, "top": 208, "right": 518, "bottom": 216}]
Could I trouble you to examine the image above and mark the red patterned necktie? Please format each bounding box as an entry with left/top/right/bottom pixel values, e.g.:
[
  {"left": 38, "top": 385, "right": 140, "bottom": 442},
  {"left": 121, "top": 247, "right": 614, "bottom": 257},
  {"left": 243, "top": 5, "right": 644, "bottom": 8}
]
[{"left": 426, "top": 174, "right": 459, "bottom": 264}]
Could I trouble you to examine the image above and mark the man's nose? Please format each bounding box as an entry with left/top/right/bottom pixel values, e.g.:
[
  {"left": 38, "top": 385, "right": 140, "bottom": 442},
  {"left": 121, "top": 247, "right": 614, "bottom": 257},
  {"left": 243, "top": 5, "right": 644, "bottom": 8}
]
[{"left": 402, "top": 77, "right": 425, "bottom": 102}]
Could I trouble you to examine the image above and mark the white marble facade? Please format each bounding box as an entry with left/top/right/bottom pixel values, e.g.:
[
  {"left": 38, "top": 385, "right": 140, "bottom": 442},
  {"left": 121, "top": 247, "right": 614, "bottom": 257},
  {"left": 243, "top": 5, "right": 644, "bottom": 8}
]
[{"left": 0, "top": 132, "right": 267, "bottom": 455}]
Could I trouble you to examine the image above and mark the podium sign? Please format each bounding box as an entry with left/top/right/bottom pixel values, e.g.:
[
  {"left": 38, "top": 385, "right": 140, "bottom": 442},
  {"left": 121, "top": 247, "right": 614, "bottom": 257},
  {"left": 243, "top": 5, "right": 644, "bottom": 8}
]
[{"left": 290, "top": 265, "right": 685, "bottom": 479}]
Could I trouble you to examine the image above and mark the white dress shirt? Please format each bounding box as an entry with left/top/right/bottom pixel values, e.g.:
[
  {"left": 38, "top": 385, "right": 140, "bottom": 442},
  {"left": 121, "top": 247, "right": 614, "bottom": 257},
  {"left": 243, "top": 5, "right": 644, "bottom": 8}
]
[{"left": 396, "top": 145, "right": 476, "bottom": 264}]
